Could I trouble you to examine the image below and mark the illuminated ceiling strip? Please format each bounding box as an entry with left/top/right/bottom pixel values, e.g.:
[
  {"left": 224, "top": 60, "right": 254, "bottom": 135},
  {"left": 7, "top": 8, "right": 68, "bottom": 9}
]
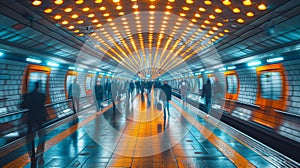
[
  {"left": 95, "top": 45, "right": 136, "bottom": 73},
  {"left": 152, "top": 33, "right": 164, "bottom": 75},
  {"left": 155, "top": 36, "right": 174, "bottom": 74},
  {"left": 119, "top": 39, "right": 141, "bottom": 69},
  {"left": 98, "top": 43, "right": 138, "bottom": 73}
]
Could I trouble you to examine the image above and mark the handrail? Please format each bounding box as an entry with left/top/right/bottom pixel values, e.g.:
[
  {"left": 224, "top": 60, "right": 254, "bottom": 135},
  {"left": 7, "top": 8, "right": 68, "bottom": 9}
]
[
  {"left": 45, "top": 99, "right": 72, "bottom": 107},
  {"left": 275, "top": 109, "right": 300, "bottom": 118},
  {"left": 0, "top": 99, "right": 73, "bottom": 119},
  {"left": 222, "top": 98, "right": 260, "bottom": 108}
]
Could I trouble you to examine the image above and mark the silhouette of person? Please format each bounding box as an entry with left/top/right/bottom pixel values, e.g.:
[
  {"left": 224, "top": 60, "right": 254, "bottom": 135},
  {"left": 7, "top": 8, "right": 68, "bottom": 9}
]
[
  {"left": 95, "top": 81, "right": 103, "bottom": 111},
  {"left": 68, "top": 78, "right": 80, "bottom": 113},
  {"left": 21, "top": 81, "right": 49, "bottom": 167},
  {"left": 160, "top": 80, "right": 172, "bottom": 120},
  {"left": 202, "top": 79, "right": 212, "bottom": 115},
  {"left": 180, "top": 81, "right": 188, "bottom": 106}
]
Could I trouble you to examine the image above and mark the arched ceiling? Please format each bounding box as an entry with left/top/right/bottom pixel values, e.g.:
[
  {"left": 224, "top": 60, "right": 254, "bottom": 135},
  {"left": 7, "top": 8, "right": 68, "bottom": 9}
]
[{"left": 1, "top": 0, "right": 300, "bottom": 78}]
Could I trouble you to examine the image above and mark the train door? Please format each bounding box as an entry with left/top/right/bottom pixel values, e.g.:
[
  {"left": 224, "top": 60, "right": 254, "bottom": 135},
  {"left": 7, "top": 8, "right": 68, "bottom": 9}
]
[
  {"left": 224, "top": 71, "right": 239, "bottom": 113},
  {"left": 23, "top": 65, "right": 54, "bottom": 118},
  {"left": 23, "top": 65, "right": 51, "bottom": 103},
  {"left": 198, "top": 75, "right": 203, "bottom": 91},
  {"left": 252, "top": 64, "right": 288, "bottom": 129},
  {"left": 65, "top": 70, "right": 78, "bottom": 99}
]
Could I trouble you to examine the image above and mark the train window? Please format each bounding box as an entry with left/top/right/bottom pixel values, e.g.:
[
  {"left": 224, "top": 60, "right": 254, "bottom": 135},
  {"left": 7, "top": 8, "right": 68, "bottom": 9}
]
[
  {"left": 66, "top": 75, "right": 76, "bottom": 96},
  {"left": 86, "top": 75, "right": 92, "bottom": 91},
  {"left": 260, "top": 71, "right": 282, "bottom": 100},
  {"left": 226, "top": 75, "right": 238, "bottom": 94},
  {"left": 199, "top": 77, "right": 203, "bottom": 90},
  {"left": 28, "top": 72, "right": 48, "bottom": 94}
]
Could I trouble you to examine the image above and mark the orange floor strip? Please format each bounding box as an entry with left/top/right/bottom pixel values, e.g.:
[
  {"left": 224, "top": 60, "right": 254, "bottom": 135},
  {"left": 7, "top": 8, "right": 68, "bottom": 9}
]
[
  {"left": 171, "top": 101, "right": 256, "bottom": 168},
  {"left": 4, "top": 104, "right": 112, "bottom": 168}
]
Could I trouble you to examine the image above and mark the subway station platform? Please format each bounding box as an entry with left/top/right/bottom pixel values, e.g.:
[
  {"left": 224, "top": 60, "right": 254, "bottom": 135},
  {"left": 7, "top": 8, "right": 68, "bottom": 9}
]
[{"left": 0, "top": 92, "right": 299, "bottom": 168}]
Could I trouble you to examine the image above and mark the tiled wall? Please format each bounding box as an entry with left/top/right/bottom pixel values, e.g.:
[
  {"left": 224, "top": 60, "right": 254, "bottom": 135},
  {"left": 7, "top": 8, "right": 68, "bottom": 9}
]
[
  {"left": 49, "top": 68, "right": 73, "bottom": 118},
  {"left": 283, "top": 60, "right": 300, "bottom": 116},
  {"left": 236, "top": 68, "right": 258, "bottom": 104},
  {"left": 0, "top": 59, "right": 27, "bottom": 116}
]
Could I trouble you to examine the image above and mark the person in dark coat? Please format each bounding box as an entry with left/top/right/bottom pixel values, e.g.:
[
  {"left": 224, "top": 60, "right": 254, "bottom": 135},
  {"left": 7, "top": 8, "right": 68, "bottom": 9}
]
[
  {"left": 68, "top": 78, "right": 80, "bottom": 113},
  {"left": 21, "top": 81, "right": 49, "bottom": 164},
  {"left": 202, "top": 79, "right": 212, "bottom": 114},
  {"left": 95, "top": 81, "right": 103, "bottom": 111},
  {"left": 160, "top": 80, "right": 172, "bottom": 119}
]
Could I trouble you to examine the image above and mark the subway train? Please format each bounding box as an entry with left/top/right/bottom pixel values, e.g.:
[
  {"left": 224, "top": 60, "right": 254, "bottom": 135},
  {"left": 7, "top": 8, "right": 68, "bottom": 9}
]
[{"left": 0, "top": 0, "right": 300, "bottom": 167}]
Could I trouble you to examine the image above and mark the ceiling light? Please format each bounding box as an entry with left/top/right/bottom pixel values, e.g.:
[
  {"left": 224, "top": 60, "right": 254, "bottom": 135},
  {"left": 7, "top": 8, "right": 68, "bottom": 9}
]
[
  {"left": 209, "top": 15, "right": 215, "bottom": 19},
  {"left": 92, "top": 19, "right": 98, "bottom": 23},
  {"left": 237, "top": 18, "right": 244, "bottom": 23},
  {"left": 119, "top": 12, "right": 124, "bottom": 15},
  {"left": 74, "top": 30, "right": 80, "bottom": 33},
  {"left": 180, "top": 13, "right": 186, "bottom": 17},
  {"left": 168, "top": 0, "right": 175, "bottom": 2},
  {"left": 267, "top": 57, "right": 284, "bottom": 63},
  {"left": 182, "top": 6, "right": 190, "bottom": 11},
  {"left": 165, "top": 11, "right": 171, "bottom": 15},
  {"left": 32, "top": 0, "right": 42, "bottom": 6},
  {"left": 224, "top": 29, "right": 230, "bottom": 33},
  {"left": 107, "top": 18, "right": 112, "bottom": 22},
  {"left": 54, "top": 0, "right": 63, "bottom": 5},
  {"left": 44, "top": 8, "right": 52, "bottom": 13},
  {"left": 217, "top": 22, "right": 223, "bottom": 26},
  {"left": 116, "top": 5, "right": 122, "bottom": 10},
  {"left": 96, "top": 24, "right": 102, "bottom": 27},
  {"left": 62, "top": 20, "right": 68, "bottom": 25},
  {"left": 68, "top": 25, "right": 75, "bottom": 29},
  {"left": 212, "top": 27, "right": 218, "bottom": 30},
  {"left": 215, "top": 8, "right": 222, "bottom": 13},
  {"left": 204, "top": 20, "right": 210, "bottom": 24},
  {"left": 133, "top": 4, "right": 139, "bottom": 9},
  {"left": 208, "top": 31, "right": 214, "bottom": 34},
  {"left": 26, "top": 58, "right": 42, "bottom": 64},
  {"left": 54, "top": 15, "right": 62, "bottom": 20},
  {"left": 75, "top": 0, "right": 83, "bottom": 4},
  {"left": 222, "top": 0, "right": 231, "bottom": 6},
  {"left": 113, "top": 0, "right": 120, "bottom": 2},
  {"left": 47, "top": 61, "right": 59, "bottom": 67},
  {"left": 77, "top": 20, "right": 84, "bottom": 24},
  {"left": 95, "top": 0, "right": 102, "bottom": 3},
  {"left": 82, "top": 7, "right": 90, "bottom": 12},
  {"left": 65, "top": 8, "right": 73, "bottom": 13},
  {"left": 166, "top": 5, "right": 172, "bottom": 9},
  {"left": 199, "top": 7, "right": 206, "bottom": 12},
  {"left": 88, "top": 13, "right": 95, "bottom": 18},
  {"left": 201, "top": 25, "right": 206, "bottom": 28},
  {"left": 247, "top": 61, "right": 261, "bottom": 67},
  {"left": 233, "top": 8, "right": 240, "bottom": 13},
  {"left": 99, "top": 6, "right": 106, "bottom": 11},
  {"left": 204, "top": 0, "right": 212, "bottom": 5},
  {"left": 103, "top": 13, "right": 110, "bottom": 17},
  {"left": 71, "top": 14, "right": 79, "bottom": 19},
  {"left": 219, "top": 33, "right": 224, "bottom": 36},
  {"left": 149, "top": 5, "right": 155, "bottom": 9},
  {"left": 243, "top": 0, "right": 252, "bottom": 6},
  {"left": 258, "top": 4, "right": 267, "bottom": 10},
  {"left": 186, "top": 0, "right": 193, "bottom": 4},
  {"left": 191, "top": 19, "right": 197, "bottom": 22},
  {"left": 246, "top": 12, "right": 254, "bottom": 17}
]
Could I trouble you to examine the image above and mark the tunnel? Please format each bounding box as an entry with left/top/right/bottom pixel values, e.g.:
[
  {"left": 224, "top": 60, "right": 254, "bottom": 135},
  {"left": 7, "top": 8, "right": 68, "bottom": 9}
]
[{"left": 0, "top": 0, "right": 299, "bottom": 167}]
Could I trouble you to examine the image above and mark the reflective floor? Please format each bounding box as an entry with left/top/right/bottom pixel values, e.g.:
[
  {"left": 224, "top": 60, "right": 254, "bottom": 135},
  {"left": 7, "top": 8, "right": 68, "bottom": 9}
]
[{"left": 1, "top": 91, "right": 299, "bottom": 168}]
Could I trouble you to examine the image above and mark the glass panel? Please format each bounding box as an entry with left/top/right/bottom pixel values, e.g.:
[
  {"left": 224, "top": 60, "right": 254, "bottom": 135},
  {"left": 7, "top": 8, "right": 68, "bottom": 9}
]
[
  {"left": 260, "top": 72, "right": 282, "bottom": 100},
  {"left": 226, "top": 75, "right": 238, "bottom": 94},
  {"left": 86, "top": 76, "right": 92, "bottom": 90},
  {"left": 28, "top": 72, "right": 48, "bottom": 94},
  {"left": 209, "top": 76, "right": 215, "bottom": 84},
  {"left": 199, "top": 78, "right": 203, "bottom": 90},
  {"left": 66, "top": 75, "right": 76, "bottom": 96}
]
